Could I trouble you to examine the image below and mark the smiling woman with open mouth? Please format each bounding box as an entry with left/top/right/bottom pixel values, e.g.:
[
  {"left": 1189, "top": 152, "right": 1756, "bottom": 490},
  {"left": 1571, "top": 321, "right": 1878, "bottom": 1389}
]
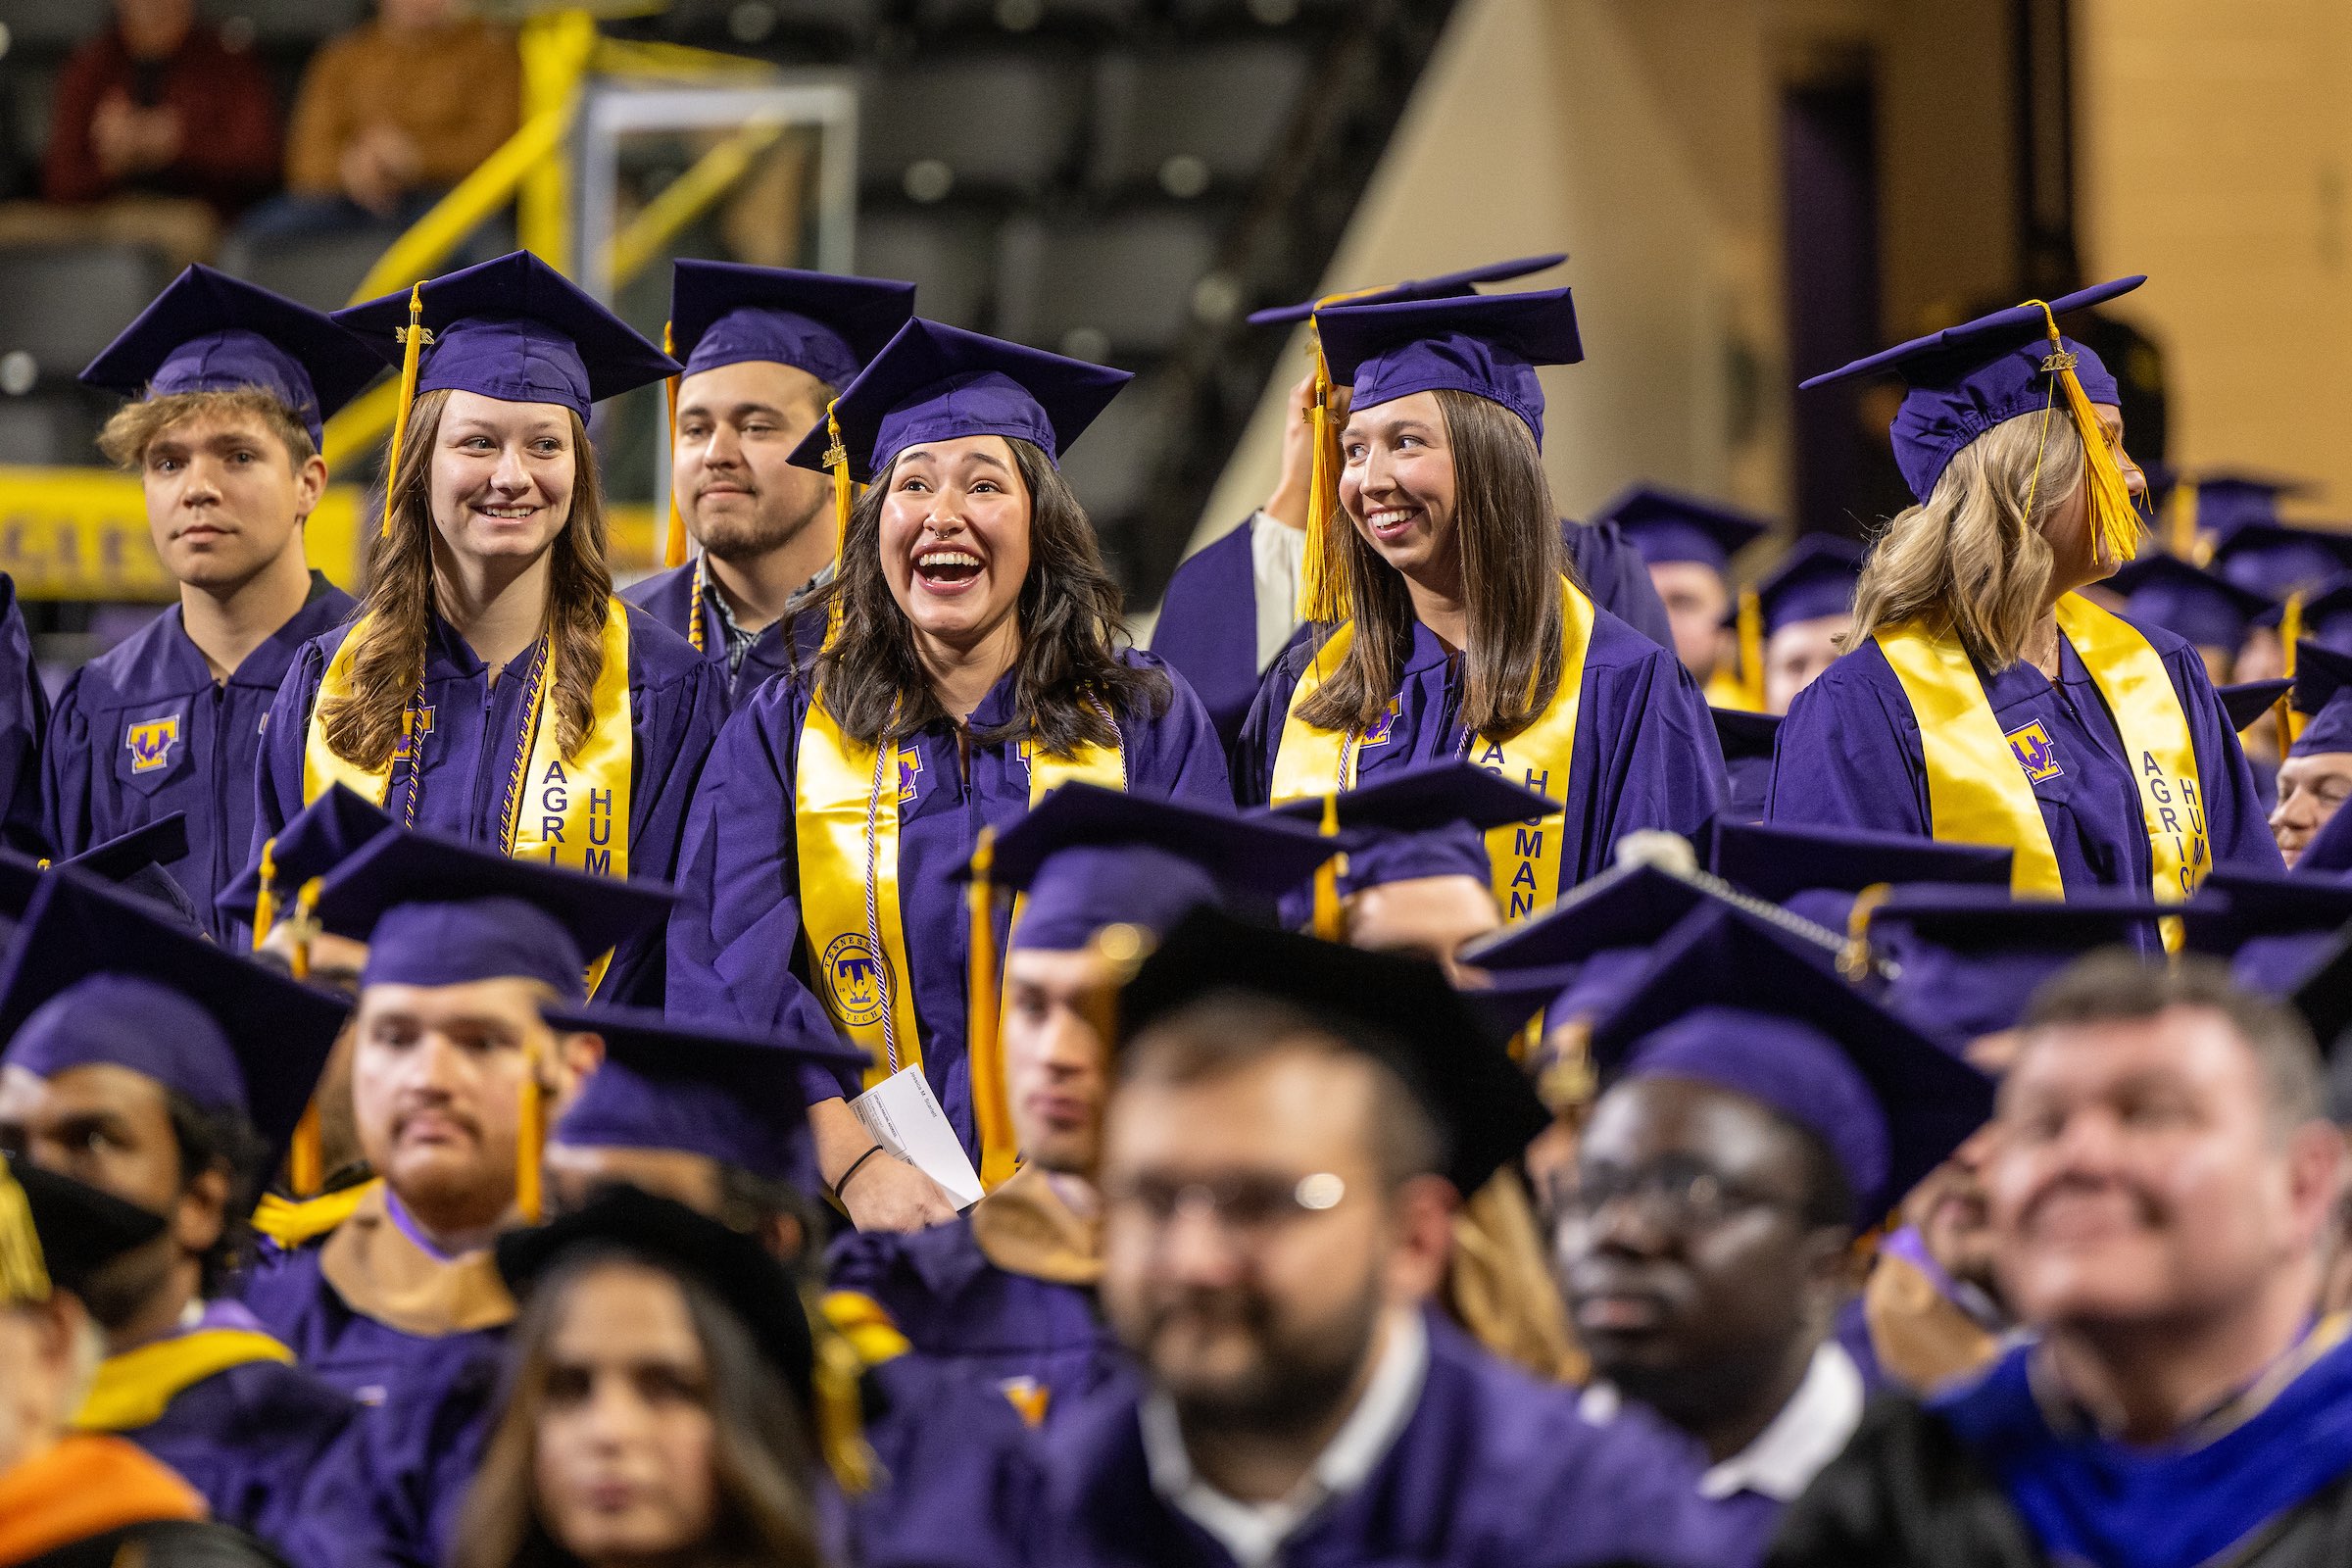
[{"left": 667, "top": 319, "right": 1230, "bottom": 1237}]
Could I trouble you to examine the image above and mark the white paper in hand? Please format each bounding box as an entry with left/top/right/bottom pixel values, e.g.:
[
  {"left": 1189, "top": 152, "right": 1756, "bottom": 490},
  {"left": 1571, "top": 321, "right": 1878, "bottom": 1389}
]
[{"left": 850, "top": 1065, "right": 985, "bottom": 1210}]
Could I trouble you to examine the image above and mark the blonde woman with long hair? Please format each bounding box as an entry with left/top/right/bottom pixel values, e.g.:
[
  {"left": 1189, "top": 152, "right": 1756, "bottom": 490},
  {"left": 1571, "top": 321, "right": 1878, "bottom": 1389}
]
[
  {"left": 1770, "top": 278, "right": 2278, "bottom": 927},
  {"left": 254, "top": 253, "right": 726, "bottom": 1002}
]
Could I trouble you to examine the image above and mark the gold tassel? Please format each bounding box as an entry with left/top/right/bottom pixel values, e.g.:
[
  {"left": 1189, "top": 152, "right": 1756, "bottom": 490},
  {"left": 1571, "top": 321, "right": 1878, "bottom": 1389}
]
[
  {"left": 250, "top": 839, "right": 280, "bottom": 950},
  {"left": 0, "top": 1164, "right": 49, "bottom": 1307},
  {"left": 1737, "top": 585, "right": 1766, "bottom": 711},
  {"left": 2168, "top": 479, "right": 2199, "bottom": 560},
  {"left": 1838, "top": 882, "right": 1891, "bottom": 983},
  {"left": 1293, "top": 325, "right": 1350, "bottom": 624},
  {"left": 285, "top": 876, "right": 327, "bottom": 1197},
  {"left": 1311, "top": 792, "right": 1344, "bottom": 941},
  {"left": 822, "top": 400, "right": 854, "bottom": 653},
  {"left": 2282, "top": 593, "right": 2307, "bottom": 749},
  {"left": 662, "top": 321, "right": 688, "bottom": 570},
  {"left": 382, "top": 284, "right": 429, "bottom": 539},
  {"left": 967, "top": 827, "right": 1014, "bottom": 1192},
  {"left": 516, "top": 1039, "right": 546, "bottom": 1224},
  {"left": 812, "top": 1316, "right": 877, "bottom": 1495},
  {"left": 2026, "top": 301, "right": 2141, "bottom": 569}
]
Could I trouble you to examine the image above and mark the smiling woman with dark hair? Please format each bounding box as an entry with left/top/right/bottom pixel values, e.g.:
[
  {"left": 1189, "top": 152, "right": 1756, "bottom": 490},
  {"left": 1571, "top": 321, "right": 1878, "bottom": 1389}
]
[{"left": 667, "top": 319, "right": 1229, "bottom": 1236}]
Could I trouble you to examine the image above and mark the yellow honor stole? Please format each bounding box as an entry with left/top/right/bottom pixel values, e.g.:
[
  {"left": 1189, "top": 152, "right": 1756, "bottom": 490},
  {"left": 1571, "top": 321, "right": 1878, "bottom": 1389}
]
[
  {"left": 74, "top": 1329, "right": 296, "bottom": 1434},
  {"left": 795, "top": 691, "right": 1123, "bottom": 1174},
  {"left": 1875, "top": 593, "right": 2210, "bottom": 922},
  {"left": 303, "top": 598, "right": 637, "bottom": 983},
  {"left": 1272, "top": 575, "right": 1592, "bottom": 921}
]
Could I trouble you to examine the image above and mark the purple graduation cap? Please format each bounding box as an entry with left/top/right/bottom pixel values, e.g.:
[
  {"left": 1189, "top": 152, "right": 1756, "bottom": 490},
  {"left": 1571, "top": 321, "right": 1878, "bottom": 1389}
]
[
  {"left": 0, "top": 812, "right": 203, "bottom": 946},
  {"left": 2206, "top": 522, "right": 2352, "bottom": 602},
  {"left": 1739, "top": 534, "right": 1865, "bottom": 636},
  {"left": 215, "top": 783, "right": 394, "bottom": 933},
  {"left": 311, "top": 827, "right": 674, "bottom": 1003},
  {"left": 1245, "top": 252, "right": 1568, "bottom": 327},
  {"left": 333, "top": 250, "right": 679, "bottom": 419},
  {"left": 984, "top": 782, "right": 1337, "bottom": 955},
  {"left": 1797, "top": 276, "right": 2143, "bottom": 507},
  {"left": 785, "top": 318, "right": 1130, "bottom": 482},
  {"left": 545, "top": 1003, "right": 865, "bottom": 1185},
  {"left": 80, "top": 265, "right": 385, "bottom": 445},
  {"left": 2108, "top": 554, "right": 2276, "bottom": 654},
  {"left": 1593, "top": 484, "right": 1774, "bottom": 574},
  {"left": 1868, "top": 884, "right": 2170, "bottom": 1051},
  {"left": 2289, "top": 641, "right": 2352, "bottom": 758},
  {"left": 1312, "top": 288, "right": 1583, "bottom": 445},
  {"left": 0, "top": 870, "right": 349, "bottom": 1179},
  {"left": 1587, "top": 902, "right": 1996, "bottom": 1220},
  {"left": 2253, "top": 579, "right": 2352, "bottom": 661},
  {"left": 1117, "top": 906, "right": 1550, "bottom": 1196},
  {"left": 2181, "top": 867, "right": 2352, "bottom": 1002},
  {"left": 2177, "top": 469, "right": 2311, "bottom": 544},
  {"left": 668, "top": 260, "right": 915, "bottom": 387},
  {"left": 2220, "top": 677, "right": 2294, "bottom": 735},
  {"left": 1267, "top": 758, "right": 1560, "bottom": 892},
  {"left": 1707, "top": 816, "right": 2013, "bottom": 931}
]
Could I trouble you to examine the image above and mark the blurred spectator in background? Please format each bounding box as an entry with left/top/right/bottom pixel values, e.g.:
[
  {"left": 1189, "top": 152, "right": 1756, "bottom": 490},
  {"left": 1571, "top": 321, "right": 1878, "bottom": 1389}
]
[
  {"left": 0, "top": 0, "right": 279, "bottom": 267},
  {"left": 240, "top": 0, "right": 519, "bottom": 241}
]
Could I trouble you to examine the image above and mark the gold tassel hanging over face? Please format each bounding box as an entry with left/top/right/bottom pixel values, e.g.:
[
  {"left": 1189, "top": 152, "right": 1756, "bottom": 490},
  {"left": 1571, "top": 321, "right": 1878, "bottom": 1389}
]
[
  {"left": 821, "top": 400, "right": 855, "bottom": 653},
  {"left": 2025, "top": 302, "right": 2142, "bottom": 570},
  {"left": 383, "top": 284, "right": 430, "bottom": 539},
  {"left": 662, "top": 321, "right": 689, "bottom": 571}
]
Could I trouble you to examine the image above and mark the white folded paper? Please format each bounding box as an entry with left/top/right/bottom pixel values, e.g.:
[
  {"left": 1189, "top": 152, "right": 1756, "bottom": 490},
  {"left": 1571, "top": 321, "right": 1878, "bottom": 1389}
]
[{"left": 850, "top": 1065, "right": 985, "bottom": 1210}]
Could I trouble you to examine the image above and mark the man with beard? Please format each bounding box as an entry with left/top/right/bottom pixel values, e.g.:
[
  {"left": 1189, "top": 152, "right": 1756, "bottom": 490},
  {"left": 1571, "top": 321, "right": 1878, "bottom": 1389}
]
[
  {"left": 623, "top": 262, "right": 915, "bottom": 704},
  {"left": 1030, "top": 908, "right": 1718, "bottom": 1568},
  {"left": 1774, "top": 955, "right": 2352, "bottom": 1568},
  {"left": 0, "top": 872, "right": 351, "bottom": 1558},
  {"left": 239, "top": 829, "right": 670, "bottom": 1410},
  {"left": 1556, "top": 904, "right": 1994, "bottom": 1565}
]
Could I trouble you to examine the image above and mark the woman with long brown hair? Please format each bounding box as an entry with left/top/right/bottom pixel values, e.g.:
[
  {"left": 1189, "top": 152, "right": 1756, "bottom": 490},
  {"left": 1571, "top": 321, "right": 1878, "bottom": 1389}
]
[
  {"left": 667, "top": 320, "right": 1228, "bottom": 1235},
  {"left": 253, "top": 252, "right": 726, "bottom": 1001},
  {"left": 1770, "top": 279, "right": 2278, "bottom": 921},
  {"left": 1233, "top": 290, "right": 1723, "bottom": 924}
]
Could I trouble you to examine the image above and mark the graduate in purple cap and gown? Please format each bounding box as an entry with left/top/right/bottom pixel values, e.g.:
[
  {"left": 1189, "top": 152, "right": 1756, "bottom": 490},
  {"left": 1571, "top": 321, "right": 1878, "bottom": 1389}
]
[
  {"left": 1593, "top": 482, "right": 1773, "bottom": 708},
  {"left": 0, "top": 869, "right": 355, "bottom": 1556},
  {"left": 1234, "top": 290, "right": 1724, "bottom": 920},
  {"left": 1152, "top": 257, "right": 1671, "bottom": 751},
  {"left": 667, "top": 318, "right": 1229, "bottom": 1235},
  {"left": 624, "top": 262, "right": 916, "bottom": 706},
  {"left": 1562, "top": 902, "right": 1996, "bottom": 1567},
  {"left": 0, "top": 577, "right": 46, "bottom": 862},
  {"left": 256, "top": 251, "right": 725, "bottom": 1004},
  {"left": 2106, "top": 553, "right": 2275, "bottom": 686},
  {"left": 2266, "top": 641, "right": 2352, "bottom": 871},
  {"left": 1771, "top": 277, "right": 2278, "bottom": 910},
  {"left": 53, "top": 266, "right": 385, "bottom": 938},
  {"left": 238, "top": 826, "right": 671, "bottom": 1411},
  {"left": 1746, "top": 534, "right": 1864, "bottom": 716},
  {"left": 827, "top": 784, "right": 1337, "bottom": 1434},
  {"left": 1029, "top": 907, "right": 1721, "bottom": 1568}
]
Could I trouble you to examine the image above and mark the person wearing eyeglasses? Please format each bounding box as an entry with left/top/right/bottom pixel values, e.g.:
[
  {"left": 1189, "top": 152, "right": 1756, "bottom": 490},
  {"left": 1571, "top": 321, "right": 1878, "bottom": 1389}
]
[
  {"left": 1552, "top": 903, "right": 1994, "bottom": 1565},
  {"left": 1031, "top": 911, "right": 1717, "bottom": 1568}
]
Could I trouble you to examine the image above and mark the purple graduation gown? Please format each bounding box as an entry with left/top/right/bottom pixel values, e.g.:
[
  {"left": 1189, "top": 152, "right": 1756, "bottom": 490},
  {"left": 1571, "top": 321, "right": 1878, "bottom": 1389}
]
[
  {"left": 254, "top": 601, "right": 725, "bottom": 1003},
  {"left": 111, "top": 1302, "right": 356, "bottom": 1556},
  {"left": 665, "top": 651, "right": 1230, "bottom": 1154},
  {"left": 828, "top": 1218, "right": 1121, "bottom": 1431},
  {"left": 0, "top": 573, "right": 49, "bottom": 859},
  {"left": 1233, "top": 608, "right": 1726, "bottom": 890},
  {"left": 1155, "top": 515, "right": 1674, "bottom": 754},
  {"left": 1766, "top": 616, "right": 2280, "bottom": 933},
  {"left": 619, "top": 561, "right": 820, "bottom": 710},
  {"left": 1028, "top": 1313, "right": 1719, "bottom": 1568},
  {"left": 44, "top": 574, "right": 352, "bottom": 941}
]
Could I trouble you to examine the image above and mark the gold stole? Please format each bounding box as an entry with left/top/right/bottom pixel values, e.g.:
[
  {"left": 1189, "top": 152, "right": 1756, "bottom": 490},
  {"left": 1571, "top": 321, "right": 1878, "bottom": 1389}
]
[
  {"left": 794, "top": 692, "right": 1123, "bottom": 1172},
  {"left": 74, "top": 1330, "right": 296, "bottom": 1434},
  {"left": 1272, "top": 576, "right": 1592, "bottom": 920},
  {"left": 1875, "top": 594, "right": 2210, "bottom": 923},
  {"left": 304, "top": 599, "right": 636, "bottom": 986},
  {"left": 251, "top": 1179, "right": 381, "bottom": 1250}
]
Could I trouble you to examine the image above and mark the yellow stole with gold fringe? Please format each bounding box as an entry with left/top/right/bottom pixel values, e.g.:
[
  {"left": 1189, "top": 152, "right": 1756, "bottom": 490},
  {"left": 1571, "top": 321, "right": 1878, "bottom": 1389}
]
[
  {"left": 1271, "top": 576, "right": 1592, "bottom": 921},
  {"left": 1875, "top": 593, "right": 2209, "bottom": 922}
]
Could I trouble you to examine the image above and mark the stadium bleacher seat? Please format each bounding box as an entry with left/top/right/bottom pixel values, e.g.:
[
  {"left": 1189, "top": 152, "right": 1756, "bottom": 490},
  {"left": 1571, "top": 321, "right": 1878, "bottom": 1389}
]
[
  {"left": 1089, "top": 42, "right": 1310, "bottom": 197},
  {"left": 0, "top": 0, "right": 99, "bottom": 54},
  {"left": 215, "top": 227, "right": 403, "bottom": 313},
  {"left": 645, "top": 0, "right": 888, "bottom": 54},
  {"left": 858, "top": 57, "right": 1088, "bottom": 202},
  {"left": 198, "top": 0, "right": 372, "bottom": 48},
  {"left": 0, "top": 244, "right": 173, "bottom": 386},
  {"left": 996, "top": 210, "right": 1222, "bottom": 362},
  {"left": 0, "top": 392, "right": 95, "bottom": 467},
  {"left": 910, "top": 0, "right": 1148, "bottom": 36},
  {"left": 853, "top": 210, "right": 999, "bottom": 330}
]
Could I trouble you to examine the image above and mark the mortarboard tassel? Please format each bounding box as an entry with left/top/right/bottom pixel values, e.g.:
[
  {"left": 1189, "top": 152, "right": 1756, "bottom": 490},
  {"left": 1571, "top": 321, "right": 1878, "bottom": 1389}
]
[
  {"left": 382, "top": 283, "right": 430, "bottom": 539},
  {"left": 1311, "top": 792, "right": 1344, "bottom": 942},
  {"left": 286, "top": 876, "right": 327, "bottom": 1198},
  {"left": 1736, "top": 586, "right": 1766, "bottom": 711},
  {"left": 2026, "top": 301, "right": 2141, "bottom": 571},
  {"left": 1838, "top": 882, "right": 1891, "bottom": 984},
  {"left": 1293, "top": 322, "right": 1351, "bottom": 625},
  {"left": 967, "top": 828, "right": 1016, "bottom": 1192},
  {"left": 250, "top": 839, "right": 280, "bottom": 951},
  {"left": 822, "top": 400, "right": 855, "bottom": 653},
  {"left": 662, "top": 321, "right": 689, "bottom": 571},
  {"left": 812, "top": 1320, "right": 877, "bottom": 1495},
  {"left": 517, "top": 1037, "right": 546, "bottom": 1224},
  {"left": 2280, "top": 594, "right": 2307, "bottom": 751},
  {"left": 2167, "top": 478, "right": 2199, "bottom": 561},
  {"left": 0, "top": 1167, "right": 46, "bottom": 1306}
]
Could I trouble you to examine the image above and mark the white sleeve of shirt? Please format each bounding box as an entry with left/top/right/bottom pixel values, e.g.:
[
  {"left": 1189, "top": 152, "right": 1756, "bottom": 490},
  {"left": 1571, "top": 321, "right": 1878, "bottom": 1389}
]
[{"left": 1249, "top": 511, "right": 1309, "bottom": 674}]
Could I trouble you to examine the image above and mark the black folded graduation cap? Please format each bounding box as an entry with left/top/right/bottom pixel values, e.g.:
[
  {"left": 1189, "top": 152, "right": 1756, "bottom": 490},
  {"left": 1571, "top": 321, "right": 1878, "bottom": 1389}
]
[
  {"left": 3, "top": 1158, "right": 169, "bottom": 1303},
  {"left": 497, "top": 1185, "right": 815, "bottom": 1412},
  {"left": 1117, "top": 906, "right": 1548, "bottom": 1196},
  {"left": 1587, "top": 903, "right": 1996, "bottom": 1218},
  {"left": 0, "top": 871, "right": 349, "bottom": 1179}
]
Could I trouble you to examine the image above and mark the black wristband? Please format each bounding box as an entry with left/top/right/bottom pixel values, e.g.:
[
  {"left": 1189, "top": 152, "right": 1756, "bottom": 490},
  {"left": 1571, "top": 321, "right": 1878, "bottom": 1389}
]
[{"left": 832, "top": 1143, "right": 890, "bottom": 1203}]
